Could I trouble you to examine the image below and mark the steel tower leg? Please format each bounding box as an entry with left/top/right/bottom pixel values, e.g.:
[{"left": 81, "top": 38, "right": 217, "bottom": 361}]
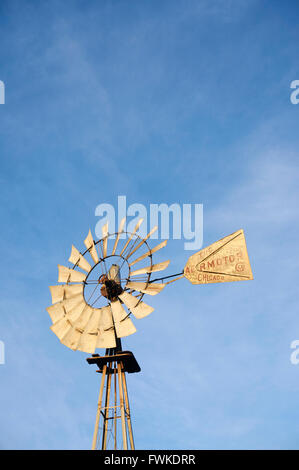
[{"left": 90, "top": 347, "right": 137, "bottom": 450}]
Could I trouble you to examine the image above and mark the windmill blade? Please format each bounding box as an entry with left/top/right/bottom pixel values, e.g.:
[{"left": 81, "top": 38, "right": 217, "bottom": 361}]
[
  {"left": 57, "top": 294, "right": 85, "bottom": 314},
  {"left": 102, "top": 222, "right": 109, "bottom": 257},
  {"left": 114, "top": 317, "right": 136, "bottom": 338},
  {"left": 125, "top": 281, "right": 166, "bottom": 296},
  {"left": 184, "top": 229, "right": 254, "bottom": 285},
  {"left": 46, "top": 303, "right": 65, "bottom": 323},
  {"left": 60, "top": 327, "right": 82, "bottom": 351},
  {"left": 129, "top": 240, "right": 168, "bottom": 267},
  {"left": 96, "top": 306, "right": 116, "bottom": 349},
  {"left": 69, "top": 245, "right": 92, "bottom": 273},
  {"left": 110, "top": 299, "right": 129, "bottom": 322},
  {"left": 76, "top": 309, "right": 102, "bottom": 353},
  {"left": 130, "top": 260, "right": 170, "bottom": 277},
  {"left": 61, "top": 305, "right": 116, "bottom": 350},
  {"left": 110, "top": 300, "right": 137, "bottom": 337},
  {"left": 50, "top": 316, "right": 72, "bottom": 340},
  {"left": 46, "top": 299, "right": 86, "bottom": 324},
  {"left": 69, "top": 304, "right": 94, "bottom": 331},
  {"left": 118, "top": 291, "right": 154, "bottom": 319},
  {"left": 49, "top": 284, "right": 84, "bottom": 304},
  {"left": 96, "top": 328, "right": 116, "bottom": 348},
  {"left": 112, "top": 217, "right": 126, "bottom": 255},
  {"left": 66, "top": 300, "right": 88, "bottom": 323},
  {"left": 84, "top": 229, "right": 99, "bottom": 264},
  {"left": 58, "top": 265, "right": 86, "bottom": 283},
  {"left": 48, "top": 296, "right": 87, "bottom": 335},
  {"left": 55, "top": 304, "right": 92, "bottom": 346},
  {"left": 126, "top": 226, "right": 158, "bottom": 260},
  {"left": 119, "top": 218, "right": 144, "bottom": 257}
]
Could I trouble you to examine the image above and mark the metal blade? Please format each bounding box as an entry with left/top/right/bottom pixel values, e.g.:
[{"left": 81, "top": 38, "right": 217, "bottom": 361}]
[
  {"left": 58, "top": 265, "right": 86, "bottom": 283},
  {"left": 76, "top": 308, "right": 102, "bottom": 353},
  {"left": 58, "top": 294, "right": 85, "bottom": 314},
  {"left": 130, "top": 260, "right": 170, "bottom": 277},
  {"left": 129, "top": 240, "right": 167, "bottom": 267},
  {"left": 49, "top": 284, "right": 84, "bottom": 304},
  {"left": 119, "top": 218, "right": 144, "bottom": 256},
  {"left": 118, "top": 291, "right": 154, "bottom": 319},
  {"left": 102, "top": 222, "right": 109, "bottom": 257},
  {"left": 50, "top": 317, "right": 72, "bottom": 340},
  {"left": 110, "top": 299, "right": 137, "bottom": 338},
  {"left": 60, "top": 327, "right": 82, "bottom": 351},
  {"left": 125, "top": 281, "right": 166, "bottom": 296},
  {"left": 126, "top": 226, "right": 158, "bottom": 260},
  {"left": 112, "top": 217, "right": 126, "bottom": 255},
  {"left": 70, "top": 304, "right": 93, "bottom": 331},
  {"left": 69, "top": 245, "right": 92, "bottom": 272},
  {"left": 96, "top": 306, "right": 116, "bottom": 349},
  {"left": 114, "top": 317, "right": 136, "bottom": 338},
  {"left": 84, "top": 229, "right": 99, "bottom": 264},
  {"left": 46, "top": 303, "right": 65, "bottom": 323}
]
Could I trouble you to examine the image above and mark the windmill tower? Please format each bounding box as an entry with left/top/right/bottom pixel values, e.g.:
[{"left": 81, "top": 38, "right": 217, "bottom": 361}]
[{"left": 46, "top": 218, "right": 253, "bottom": 450}]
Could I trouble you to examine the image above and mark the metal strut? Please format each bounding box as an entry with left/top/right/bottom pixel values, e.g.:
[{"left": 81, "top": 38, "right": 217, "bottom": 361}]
[{"left": 149, "top": 271, "right": 184, "bottom": 284}]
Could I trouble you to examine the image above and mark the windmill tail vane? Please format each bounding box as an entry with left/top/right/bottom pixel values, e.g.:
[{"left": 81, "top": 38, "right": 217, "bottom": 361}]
[{"left": 46, "top": 219, "right": 253, "bottom": 450}]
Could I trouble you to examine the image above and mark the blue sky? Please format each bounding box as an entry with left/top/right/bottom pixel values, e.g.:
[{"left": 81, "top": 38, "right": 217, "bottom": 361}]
[{"left": 1, "top": 0, "right": 299, "bottom": 449}]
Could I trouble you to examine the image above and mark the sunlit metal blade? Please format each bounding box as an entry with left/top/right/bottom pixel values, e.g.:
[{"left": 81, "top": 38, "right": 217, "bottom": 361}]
[
  {"left": 52, "top": 304, "right": 92, "bottom": 345},
  {"left": 69, "top": 245, "right": 92, "bottom": 273},
  {"left": 70, "top": 305, "right": 93, "bottom": 332},
  {"left": 60, "top": 327, "right": 82, "bottom": 351},
  {"left": 125, "top": 281, "right": 166, "bottom": 296},
  {"left": 112, "top": 217, "right": 126, "bottom": 255},
  {"left": 46, "top": 303, "right": 65, "bottom": 323},
  {"left": 66, "top": 300, "right": 87, "bottom": 323},
  {"left": 110, "top": 299, "right": 128, "bottom": 322},
  {"left": 126, "top": 226, "right": 158, "bottom": 260},
  {"left": 96, "top": 306, "right": 116, "bottom": 349},
  {"left": 84, "top": 229, "right": 99, "bottom": 264},
  {"left": 184, "top": 229, "right": 254, "bottom": 285},
  {"left": 49, "top": 284, "right": 84, "bottom": 304},
  {"left": 58, "top": 265, "right": 86, "bottom": 283},
  {"left": 96, "top": 329, "right": 116, "bottom": 348},
  {"left": 130, "top": 260, "right": 170, "bottom": 277},
  {"left": 110, "top": 299, "right": 137, "bottom": 338},
  {"left": 102, "top": 222, "right": 109, "bottom": 257},
  {"left": 48, "top": 295, "right": 85, "bottom": 323},
  {"left": 119, "top": 218, "right": 144, "bottom": 256},
  {"left": 60, "top": 294, "right": 85, "bottom": 313},
  {"left": 118, "top": 291, "right": 154, "bottom": 319},
  {"left": 114, "top": 317, "right": 136, "bottom": 338},
  {"left": 76, "top": 308, "right": 102, "bottom": 353},
  {"left": 50, "top": 317, "right": 72, "bottom": 340},
  {"left": 129, "top": 240, "right": 167, "bottom": 267}
]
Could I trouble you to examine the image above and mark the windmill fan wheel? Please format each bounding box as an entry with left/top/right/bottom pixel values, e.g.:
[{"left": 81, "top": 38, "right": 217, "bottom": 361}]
[{"left": 46, "top": 218, "right": 170, "bottom": 353}]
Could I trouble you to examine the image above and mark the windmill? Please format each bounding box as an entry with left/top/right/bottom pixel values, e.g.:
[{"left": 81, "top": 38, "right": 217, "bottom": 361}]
[{"left": 46, "top": 218, "right": 253, "bottom": 450}]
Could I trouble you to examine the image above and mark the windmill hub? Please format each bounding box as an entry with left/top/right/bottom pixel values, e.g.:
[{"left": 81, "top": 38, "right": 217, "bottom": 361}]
[{"left": 100, "top": 276, "right": 123, "bottom": 301}]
